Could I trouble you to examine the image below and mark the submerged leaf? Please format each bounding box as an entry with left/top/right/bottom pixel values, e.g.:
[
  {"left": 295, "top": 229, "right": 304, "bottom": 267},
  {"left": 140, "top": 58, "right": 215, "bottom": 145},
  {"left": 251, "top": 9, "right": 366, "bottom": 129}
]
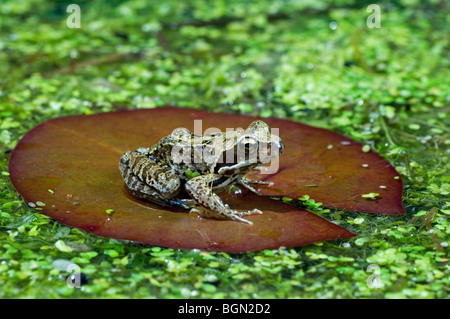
[{"left": 8, "top": 107, "right": 404, "bottom": 251}]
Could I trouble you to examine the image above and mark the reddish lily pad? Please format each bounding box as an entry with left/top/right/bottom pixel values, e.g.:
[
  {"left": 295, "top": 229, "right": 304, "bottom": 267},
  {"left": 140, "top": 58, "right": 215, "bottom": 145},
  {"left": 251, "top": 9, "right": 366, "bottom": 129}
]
[{"left": 8, "top": 107, "right": 403, "bottom": 252}]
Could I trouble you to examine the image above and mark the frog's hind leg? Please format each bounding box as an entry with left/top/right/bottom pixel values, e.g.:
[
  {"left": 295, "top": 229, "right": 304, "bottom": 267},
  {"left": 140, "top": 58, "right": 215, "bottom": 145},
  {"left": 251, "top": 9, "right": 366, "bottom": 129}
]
[
  {"left": 119, "top": 152, "right": 192, "bottom": 209},
  {"left": 121, "top": 151, "right": 181, "bottom": 197}
]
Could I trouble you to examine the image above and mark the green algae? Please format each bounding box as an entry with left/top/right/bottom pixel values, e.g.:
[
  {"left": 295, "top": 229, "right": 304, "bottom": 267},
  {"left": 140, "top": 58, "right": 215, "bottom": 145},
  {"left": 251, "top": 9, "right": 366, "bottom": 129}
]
[{"left": 0, "top": 0, "right": 449, "bottom": 298}]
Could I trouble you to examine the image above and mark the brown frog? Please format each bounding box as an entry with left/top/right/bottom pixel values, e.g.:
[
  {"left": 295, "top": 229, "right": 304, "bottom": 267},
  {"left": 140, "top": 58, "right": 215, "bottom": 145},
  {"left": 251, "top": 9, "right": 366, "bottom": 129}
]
[{"left": 119, "top": 120, "right": 284, "bottom": 224}]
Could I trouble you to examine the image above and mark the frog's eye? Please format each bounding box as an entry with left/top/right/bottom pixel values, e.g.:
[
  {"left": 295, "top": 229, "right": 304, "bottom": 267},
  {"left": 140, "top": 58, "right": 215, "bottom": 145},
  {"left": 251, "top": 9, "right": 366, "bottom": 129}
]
[{"left": 237, "top": 136, "right": 259, "bottom": 155}]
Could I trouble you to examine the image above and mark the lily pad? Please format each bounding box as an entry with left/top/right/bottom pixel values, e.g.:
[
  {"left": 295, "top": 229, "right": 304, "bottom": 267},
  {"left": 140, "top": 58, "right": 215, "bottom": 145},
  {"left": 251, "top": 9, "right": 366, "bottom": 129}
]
[{"left": 8, "top": 107, "right": 403, "bottom": 252}]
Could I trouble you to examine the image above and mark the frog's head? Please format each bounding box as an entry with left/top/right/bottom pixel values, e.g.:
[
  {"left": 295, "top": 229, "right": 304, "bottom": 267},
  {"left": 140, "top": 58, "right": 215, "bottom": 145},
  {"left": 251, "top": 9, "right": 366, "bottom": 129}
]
[{"left": 235, "top": 120, "right": 284, "bottom": 165}]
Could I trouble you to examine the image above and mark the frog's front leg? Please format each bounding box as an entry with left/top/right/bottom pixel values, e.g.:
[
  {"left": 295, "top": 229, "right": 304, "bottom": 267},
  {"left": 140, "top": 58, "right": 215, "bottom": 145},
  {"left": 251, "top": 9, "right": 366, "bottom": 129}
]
[
  {"left": 120, "top": 151, "right": 194, "bottom": 209},
  {"left": 185, "top": 174, "right": 262, "bottom": 225},
  {"left": 217, "top": 162, "right": 251, "bottom": 175}
]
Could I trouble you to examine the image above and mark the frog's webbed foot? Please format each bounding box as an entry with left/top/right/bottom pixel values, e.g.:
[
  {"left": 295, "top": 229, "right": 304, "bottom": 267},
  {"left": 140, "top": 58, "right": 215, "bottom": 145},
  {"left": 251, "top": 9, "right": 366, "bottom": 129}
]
[
  {"left": 185, "top": 174, "right": 263, "bottom": 225},
  {"left": 119, "top": 154, "right": 190, "bottom": 209}
]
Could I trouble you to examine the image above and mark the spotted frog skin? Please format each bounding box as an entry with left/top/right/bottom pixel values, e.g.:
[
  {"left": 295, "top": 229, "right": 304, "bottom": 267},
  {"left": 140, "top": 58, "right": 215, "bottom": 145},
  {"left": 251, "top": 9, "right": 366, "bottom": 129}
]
[{"left": 119, "top": 120, "right": 284, "bottom": 224}]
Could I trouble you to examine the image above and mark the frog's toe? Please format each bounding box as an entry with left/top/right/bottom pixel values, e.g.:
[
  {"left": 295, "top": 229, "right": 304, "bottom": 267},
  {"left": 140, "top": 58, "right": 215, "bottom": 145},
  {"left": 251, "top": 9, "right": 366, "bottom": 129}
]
[
  {"left": 242, "top": 177, "right": 274, "bottom": 186},
  {"left": 239, "top": 208, "right": 263, "bottom": 216},
  {"left": 253, "top": 165, "right": 269, "bottom": 172},
  {"left": 229, "top": 213, "right": 253, "bottom": 225},
  {"left": 190, "top": 207, "right": 253, "bottom": 225},
  {"left": 252, "top": 209, "right": 263, "bottom": 215},
  {"left": 238, "top": 181, "right": 260, "bottom": 195},
  {"left": 171, "top": 198, "right": 196, "bottom": 209},
  {"left": 189, "top": 207, "right": 204, "bottom": 215}
]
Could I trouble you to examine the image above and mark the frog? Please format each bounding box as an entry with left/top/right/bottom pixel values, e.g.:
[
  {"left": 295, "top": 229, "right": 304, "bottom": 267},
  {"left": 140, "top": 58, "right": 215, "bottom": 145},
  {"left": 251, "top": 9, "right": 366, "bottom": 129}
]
[{"left": 119, "top": 120, "right": 284, "bottom": 225}]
